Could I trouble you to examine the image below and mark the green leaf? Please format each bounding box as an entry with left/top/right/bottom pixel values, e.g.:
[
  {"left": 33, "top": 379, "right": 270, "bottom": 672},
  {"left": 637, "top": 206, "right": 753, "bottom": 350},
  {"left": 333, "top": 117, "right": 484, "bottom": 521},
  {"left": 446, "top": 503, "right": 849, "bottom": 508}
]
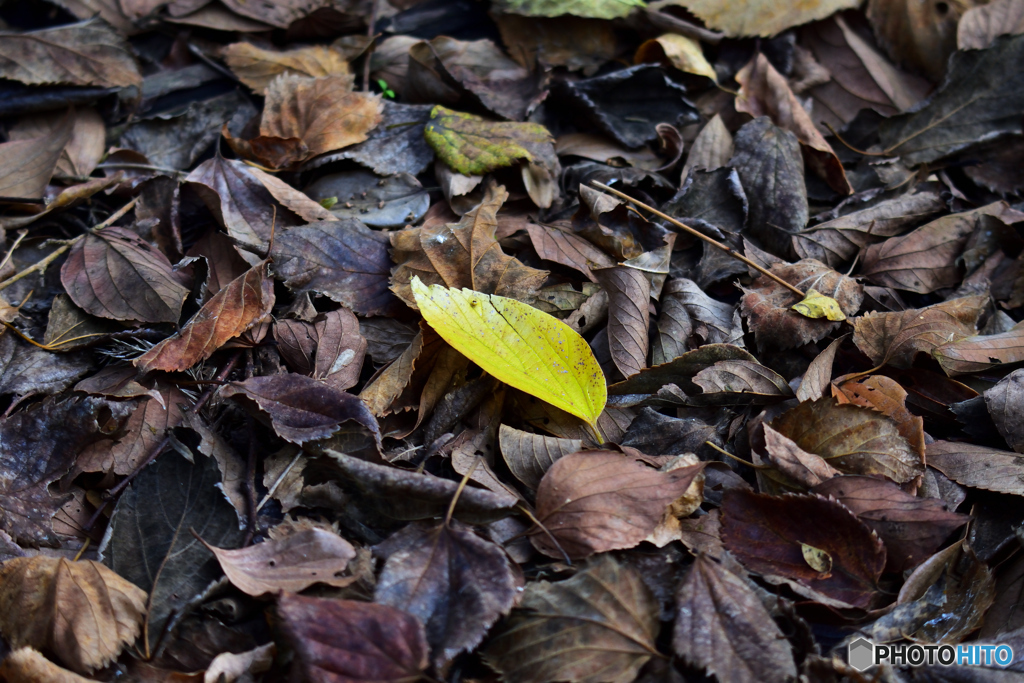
[
  {"left": 424, "top": 105, "right": 554, "bottom": 176},
  {"left": 494, "top": 0, "right": 646, "bottom": 20},
  {"left": 411, "top": 277, "right": 606, "bottom": 428}
]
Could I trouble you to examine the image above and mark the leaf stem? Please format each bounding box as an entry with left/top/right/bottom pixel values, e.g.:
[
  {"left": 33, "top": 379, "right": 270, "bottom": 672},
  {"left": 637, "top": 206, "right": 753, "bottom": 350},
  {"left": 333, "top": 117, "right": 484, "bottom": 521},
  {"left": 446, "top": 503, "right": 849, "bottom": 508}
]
[{"left": 589, "top": 181, "right": 806, "bottom": 298}]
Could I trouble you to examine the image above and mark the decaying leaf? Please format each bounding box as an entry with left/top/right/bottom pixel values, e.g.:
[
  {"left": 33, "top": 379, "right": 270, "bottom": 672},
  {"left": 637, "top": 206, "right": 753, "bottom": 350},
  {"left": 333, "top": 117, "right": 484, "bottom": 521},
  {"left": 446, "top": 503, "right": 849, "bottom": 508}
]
[
  {"left": 674, "top": 554, "right": 797, "bottom": 683},
  {"left": 494, "top": 0, "right": 645, "bottom": 20},
  {"left": 412, "top": 279, "right": 606, "bottom": 429},
  {"left": 277, "top": 593, "right": 429, "bottom": 683},
  {"left": 532, "top": 450, "right": 705, "bottom": 559},
  {"left": 203, "top": 528, "right": 356, "bottom": 596},
  {"left": 0, "top": 557, "right": 146, "bottom": 673},
  {"left": 374, "top": 521, "right": 517, "bottom": 667},
  {"left": 134, "top": 260, "right": 274, "bottom": 374},
  {"left": 223, "top": 42, "right": 349, "bottom": 92},
  {"left": 927, "top": 441, "right": 1024, "bottom": 496},
  {"left": 722, "top": 489, "right": 886, "bottom": 608},
  {"left": 771, "top": 397, "right": 923, "bottom": 483},
  {"left": 425, "top": 105, "right": 557, "bottom": 177},
  {"left": 484, "top": 555, "right": 659, "bottom": 683},
  {"left": 933, "top": 321, "right": 1024, "bottom": 376}
]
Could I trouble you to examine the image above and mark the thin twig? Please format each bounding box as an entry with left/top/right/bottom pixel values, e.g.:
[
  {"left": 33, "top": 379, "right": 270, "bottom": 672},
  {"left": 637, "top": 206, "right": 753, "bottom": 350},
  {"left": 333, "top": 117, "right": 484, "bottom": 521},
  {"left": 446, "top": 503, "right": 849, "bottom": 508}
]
[
  {"left": 0, "top": 230, "right": 27, "bottom": 273},
  {"left": 590, "top": 181, "right": 806, "bottom": 298}
]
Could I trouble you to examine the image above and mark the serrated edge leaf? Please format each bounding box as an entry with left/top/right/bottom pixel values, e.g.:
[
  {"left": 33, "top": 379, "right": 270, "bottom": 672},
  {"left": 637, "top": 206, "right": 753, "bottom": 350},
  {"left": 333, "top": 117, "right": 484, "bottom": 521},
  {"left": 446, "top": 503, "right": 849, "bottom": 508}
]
[{"left": 411, "top": 277, "right": 606, "bottom": 428}]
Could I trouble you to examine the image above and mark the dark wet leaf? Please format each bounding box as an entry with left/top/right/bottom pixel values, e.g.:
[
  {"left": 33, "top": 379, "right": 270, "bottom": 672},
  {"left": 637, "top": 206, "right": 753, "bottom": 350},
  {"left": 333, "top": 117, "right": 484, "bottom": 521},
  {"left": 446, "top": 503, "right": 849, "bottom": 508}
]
[
  {"left": 314, "top": 101, "right": 435, "bottom": 176},
  {"left": 374, "top": 521, "right": 516, "bottom": 668},
  {"left": 557, "top": 65, "right": 699, "bottom": 148},
  {"left": 0, "top": 334, "right": 92, "bottom": 399},
  {"left": 984, "top": 369, "right": 1024, "bottom": 452},
  {"left": 674, "top": 555, "right": 797, "bottom": 683},
  {"left": 304, "top": 170, "right": 429, "bottom": 229},
  {"left": 220, "top": 373, "right": 380, "bottom": 447},
  {"left": 273, "top": 219, "right": 400, "bottom": 316},
  {"left": 484, "top": 555, "right": 659, "bottom": 683},
  {"left": 722, "top": 489, "right": 886, "bottom": 608},
  {"left": 103, "top": 450, "right": 244, "bottom": 654},
  {"left": 662, "top": 167, "right": 748, "bottom": 235},
  {"left": 879, "top": 35, "right": 1024, "bottom": 166},
  {"left": 61, "top": 226, "right": 191, "bottom": 323},
  {"left": 729, "top": 116, "right": 807, "bottom": 258},
  {"left": 0, "top": 396, "right": 127, "bottom": 546},
  {"left": 277, "top": 593, "right": 428, "bottom": 683}
]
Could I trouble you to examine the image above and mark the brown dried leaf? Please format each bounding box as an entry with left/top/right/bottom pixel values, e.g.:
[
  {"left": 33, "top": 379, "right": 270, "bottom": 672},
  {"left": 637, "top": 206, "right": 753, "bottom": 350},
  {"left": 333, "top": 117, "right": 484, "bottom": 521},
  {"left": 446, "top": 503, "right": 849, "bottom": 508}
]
[
  {"left": 652, "top": 278, "right": 743, "bottom": 365},
  {"left": 692, "top": 359, "right": 793, "bottom": 405},
  {"left": 391, "top": 183, "right": 548, "bottom": 308},
  {"left": 496, "top": 14, "right": 618, "bottom": 76},
  {"left": 223, "top": 42, "right": 349, "bottom": 92},
  {"left": 135, "top": 260, "right": 274, "bottom": 374},
  {"left": 866, "top": 0, "right": 971, "bottom": 81},
  {"left": 312, "top": 308, "right": 366, "bottom": 391},
  {"left": 927, "top": 440, "right": 1024, "bottom": 495},
  {"left": 0, "top": 396, "right": 125, "bottom": 546},
  {"left": 9, "top": 107, "right": 106, "bottom": 178},
  {"left": 0, "top": 19, "right": 141, "bottom": 88},
  {"left": 61, "top": 227, "right": 191, "bottom": 323},
  {"left": 722, "top": 489, "right": 886, "bottom": 608},
  {"left": 740, "top": 259, "right": 863, "bottom": 350},
  {"left": 736, "top": 52, "right": 851, "bottom": 195},
  {"left": 793, "top": 187, "right": 945, "bottom": 267},
  {"left": 525, "top": 220, "right": 615, "bottom": 282},
  {"left": 220, "top": 373, "right": 380, "bottom": 446},
  {"left": 763, "top": 424, "right": 841, "bottom": 488},
  {"left": 277, "top": 593, "right": 429, "bottom": 683},
  {"left": 256, "top": 74, "right": 383, "bottom": 168},
  {"left": 594, "top": 265, "right": 650, "bottom": 379},
  {"left": 498, "top": 424, "right": 582, "bottom": 491},
  {"left": 933, "top": 321, "right": 1024, "bottom": 376},
  {"left": 959, "top": 0, "right": 1024, "bottom": 49},
  {"left": 533, "top": 450, "right": 705, "bottom": 559},
  {"left": 771, "top": 397, "right": 923, "bottom": 483},
  {"left": 0, "top": 647, "right": 96, "bottom": 683},
  {"left": 834, "top": 375, "right": 925, "bottom": 457},
  {"left": 811, "top": 475, "right": 968, "bottom": 572},
  {"left": 0, "top": 111, "right": 73, "bottom": 200},
  {"left": 984, "top": 369, "right": 1024, "bottom": 452},
  {"left": 851, "top": 294, "right": 987, "bottom": 369},
  {"left": 203, "top": 528, "right": 356, "bottom": 596},
  {"left": 861, "top": 202, "right": 1024, "bottom": 294},
  {"left": 797, "top": 337, "right": 843, "bottom": 402},
  {"left": 484, "top": 555, "right": 659, "bottom": 683},
  {"left": 673, "top": 555, "right": 797, "bottom": 683},
  {"left": 0, "top": 557, "right": 147, "bottom": 673},
  {"left": 374, "top": 521, "right": 517, "bottom": 668}
]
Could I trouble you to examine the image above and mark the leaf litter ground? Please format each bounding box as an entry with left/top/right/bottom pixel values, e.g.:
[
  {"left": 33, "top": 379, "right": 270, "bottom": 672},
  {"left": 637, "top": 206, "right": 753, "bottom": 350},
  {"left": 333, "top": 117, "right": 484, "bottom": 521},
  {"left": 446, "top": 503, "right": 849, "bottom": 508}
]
[{"left": 0, "top": 0, "right": 1023, "bottom": 681}]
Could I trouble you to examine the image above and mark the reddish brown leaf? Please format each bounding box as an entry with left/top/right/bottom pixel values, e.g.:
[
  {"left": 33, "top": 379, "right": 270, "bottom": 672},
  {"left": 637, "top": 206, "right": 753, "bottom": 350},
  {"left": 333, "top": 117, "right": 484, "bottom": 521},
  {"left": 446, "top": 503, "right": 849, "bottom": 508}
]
[
  {"left": 852, "top": 295, "right": 987, "bottom": 369},
  {"left": 740, "top": 259, "right": 863, "bottom": 350},
  {"left": 762, "top": 423, "right": 841, "bottom": 489},
  {"left": 811, "top": 475, "right": 968, "bottom": 572},
  {"left": 593, "top": 265, "right": 650, "bottom": 379},
  {"left": 273, "top": 219, "right": 400, "bottom": 316},
  {"left": 721, "top": 489, "right": 886, "bottom": 608},
  {"left": 532, "top": 450, "right": 705, "bottom": 559},
  {"left": 134, "top": 260, "right": 274, "bottom": 374},
  {"left": 692, "top": 359, "right": 793, "bottom": 405},
  {"left": 374, "top": 521, "right": 517, "bottom": 668},
  {"left": 204, "top": 528, "right": 357, "bottom": 596},
  {"left": 277, "top": 593, "right": 429, "bottom": 683},
  {"left": 220, "top": 373, "right": 380, "bottom": 446},
  {"left": 0, "top": 110, "right": 73, "bottom": 200},
  {"left": 771, "top": 397, "right": 922, "bottom": 483},
  {"left": 861, "top": 203, "right": 1024, "bottom": 293},
  {"left": 524, "top": 220, "right": 614, "bottom": 282},
  {"left": 61, "top": 226, "right": 191, "bottom": 323},
  {"left": 673, "top": 555, "right": 797, "bottom": 683},
  {"left": 833, "top": 375, "right": 925, "bottom": 457},
  {"left": 736, "top": 52, "right": 852, "bottom": 195},
  {"left": 498, "top": 424, "right": 582, "bottom": 490}
]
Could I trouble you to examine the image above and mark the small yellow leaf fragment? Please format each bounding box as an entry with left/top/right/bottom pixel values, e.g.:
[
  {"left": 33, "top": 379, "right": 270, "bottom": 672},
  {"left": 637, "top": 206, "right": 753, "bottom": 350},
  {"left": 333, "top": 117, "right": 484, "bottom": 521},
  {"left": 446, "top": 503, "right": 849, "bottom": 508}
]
[
  {"left": 791, "top": 289, "right": 846, "bottom": 321},
  {"left": 410, "top": 277, "right": 607, "bottom": 428},
  {"left": 800, "top": 542, "right": 833, "bottom": 578},
  {"left": 635, "top": 34, "right": 718, "bottom": 82}
]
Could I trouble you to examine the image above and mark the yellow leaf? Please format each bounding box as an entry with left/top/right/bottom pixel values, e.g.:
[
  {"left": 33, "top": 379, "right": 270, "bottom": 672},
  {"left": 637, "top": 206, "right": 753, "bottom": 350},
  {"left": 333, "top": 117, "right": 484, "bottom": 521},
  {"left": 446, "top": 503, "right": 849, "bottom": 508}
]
[
  {"left": 411, "top": 277, "right": 607, "bottom": 428},
  {"left": 791, "top": 289, "right": 846, "bottom": 321},
  {"left": 635, "top": 34, "right": 718, "bottom": 82},
  {"left": 800, "top": 542, "right": 833, "bottom": 577}
]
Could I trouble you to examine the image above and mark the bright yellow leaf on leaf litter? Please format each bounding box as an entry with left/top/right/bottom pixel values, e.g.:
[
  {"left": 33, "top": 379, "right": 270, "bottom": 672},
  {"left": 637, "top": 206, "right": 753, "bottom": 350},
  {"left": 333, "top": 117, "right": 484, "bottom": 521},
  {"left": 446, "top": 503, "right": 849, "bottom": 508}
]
[
  {"left": 791, "top": 289, "right": 847, "bottom": 321},
  {"left": 411, "top": 277, "right": 607, "bottom": 429}
]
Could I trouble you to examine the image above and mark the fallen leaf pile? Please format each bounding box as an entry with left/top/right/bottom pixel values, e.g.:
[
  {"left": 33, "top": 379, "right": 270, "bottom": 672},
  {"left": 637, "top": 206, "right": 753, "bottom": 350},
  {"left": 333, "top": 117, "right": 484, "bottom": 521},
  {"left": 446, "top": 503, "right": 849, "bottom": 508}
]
[{"left": 1, "top": 0, "right": 1024, "bottom": 680}]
